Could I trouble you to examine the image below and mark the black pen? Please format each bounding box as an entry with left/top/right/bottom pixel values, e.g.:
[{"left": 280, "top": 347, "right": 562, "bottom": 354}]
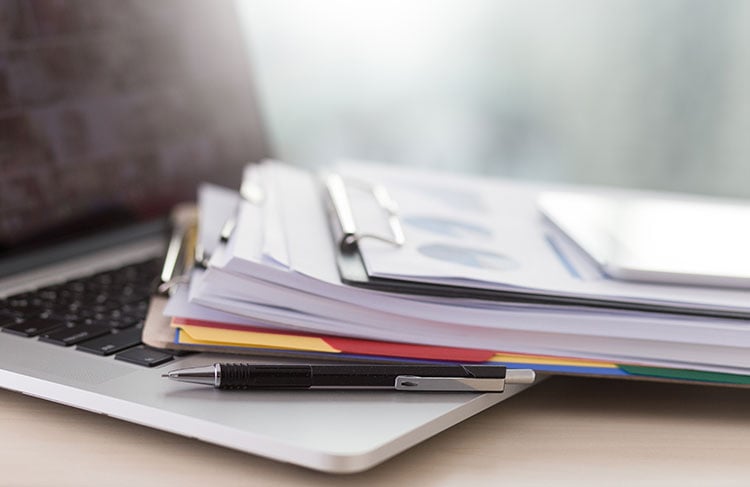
[{"left": 162, "top": 363, "right": 535, "bottom": 392}]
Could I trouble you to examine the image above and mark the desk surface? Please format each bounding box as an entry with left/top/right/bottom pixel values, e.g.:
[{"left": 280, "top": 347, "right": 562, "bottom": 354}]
[{"left": 1, "top": 376, "right": 748, "bottom": 487}]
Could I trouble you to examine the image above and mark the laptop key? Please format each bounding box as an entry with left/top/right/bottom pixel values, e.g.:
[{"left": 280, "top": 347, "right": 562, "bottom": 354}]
[
  {"left": 111, "top": 316, "right": 143, "bottom": 329},
  {"left": 2, "top": 317, "right": 67, "bottom": 337},
  {"left": 39, "top": 324, "right": 111, "bottom": 347},
  {"left": 6, "top": 304, "right": 52, "bottom": 319},
  {"left": 120, "top": 301, "right": 149, "bottom": 318},
  {"left": 115, "top": 346, "right": 173, "bottom": 367},
  {"left": 75, "top": 317, "right": 112, "bottom": 327},
  {"left": 36, "top": 287, "right": 60, "bottom": 301},
  {"left": 0, "top": 313, "right": 23, "bottom": 327},
  {"left": 50, "top": 311, "right": 83, "bottom": 322},
  {"left": 76, "top": 326, "right": 143, "bottom": 356}
]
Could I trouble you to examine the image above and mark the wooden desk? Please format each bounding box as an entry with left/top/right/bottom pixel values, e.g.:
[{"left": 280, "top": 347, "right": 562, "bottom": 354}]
[{"left": 1, "top": 377, "right": 748, "bottom": 487}]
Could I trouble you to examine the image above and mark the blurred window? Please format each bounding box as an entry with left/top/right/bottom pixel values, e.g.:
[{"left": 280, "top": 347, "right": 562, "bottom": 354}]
[{"left": 239, "top": 0, "right": 750, "bottom": 197}]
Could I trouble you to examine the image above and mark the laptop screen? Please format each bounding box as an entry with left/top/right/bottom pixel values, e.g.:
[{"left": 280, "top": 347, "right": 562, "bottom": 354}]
[{"left": 0, "top": 0, "right": 268, "bottom": 257}]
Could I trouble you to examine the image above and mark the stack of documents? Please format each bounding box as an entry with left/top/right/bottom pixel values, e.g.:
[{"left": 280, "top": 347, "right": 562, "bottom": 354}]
[{"left": 146, "top": 159, "right": 750, "bottom": 386}]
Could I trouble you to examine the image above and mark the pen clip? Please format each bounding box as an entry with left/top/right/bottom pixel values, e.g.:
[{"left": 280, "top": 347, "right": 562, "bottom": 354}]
[{"left": 394, "top": 376, "right": 506, "bottom": 392}]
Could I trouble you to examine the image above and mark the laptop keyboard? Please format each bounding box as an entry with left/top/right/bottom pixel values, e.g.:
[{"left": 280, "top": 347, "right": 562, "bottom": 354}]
[{"left": 0, "top": 258, "right": 174, "bottom": 367}]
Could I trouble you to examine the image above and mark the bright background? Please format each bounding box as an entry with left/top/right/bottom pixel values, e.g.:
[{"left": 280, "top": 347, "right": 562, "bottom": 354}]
[{"left": 237, "top": 0, "right": 750, "bottom": 197}]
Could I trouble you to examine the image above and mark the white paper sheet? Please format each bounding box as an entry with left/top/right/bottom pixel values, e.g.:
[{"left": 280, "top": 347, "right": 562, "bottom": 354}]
[
  {"left": 340, "top": 161, "right": 750, "bottom": 313},
  {"left": 192, "top": 287, "right": 750, "bottom": 376}
]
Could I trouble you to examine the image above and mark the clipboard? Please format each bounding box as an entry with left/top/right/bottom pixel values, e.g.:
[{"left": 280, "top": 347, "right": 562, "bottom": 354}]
[{"left": 322, "top": 172, "right": 750, "bottom": 320}]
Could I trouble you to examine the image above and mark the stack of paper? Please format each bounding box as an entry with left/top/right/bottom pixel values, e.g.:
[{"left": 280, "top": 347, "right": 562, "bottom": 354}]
[{"left": 149, "top": 159, "right": 750, "bottom": 385}]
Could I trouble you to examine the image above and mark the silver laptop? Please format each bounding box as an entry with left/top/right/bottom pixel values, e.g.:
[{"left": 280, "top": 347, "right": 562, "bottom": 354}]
[{"left": 0, "top": 1, "right": 533, "bottom": 473}]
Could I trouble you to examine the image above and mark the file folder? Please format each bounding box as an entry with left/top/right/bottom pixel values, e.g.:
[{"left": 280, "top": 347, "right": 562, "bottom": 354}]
[{"left": 142, "top": 307, "right": 750, "bottom": 387}]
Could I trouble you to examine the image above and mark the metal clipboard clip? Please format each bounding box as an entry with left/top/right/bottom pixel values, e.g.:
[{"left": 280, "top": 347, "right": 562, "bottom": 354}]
[
  {"left": 158, "top": 204, "right": 198, "bottom": 295},
  {"left": 324, "top": 173, "right": 406, "bottom": 254},
  {"left": 161, "top": 165, "right": 267, "bottom": 289}
]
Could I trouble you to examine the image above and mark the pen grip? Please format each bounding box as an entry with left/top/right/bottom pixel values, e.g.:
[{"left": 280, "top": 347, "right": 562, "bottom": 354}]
[{"left": 219, "top": 364, "right": 312, "bottom": 390}]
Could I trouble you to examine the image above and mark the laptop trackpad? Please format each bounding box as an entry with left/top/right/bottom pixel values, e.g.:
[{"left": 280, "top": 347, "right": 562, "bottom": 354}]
[{"left": 0, "top": 336, "right": 135, "bottom": 387}]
